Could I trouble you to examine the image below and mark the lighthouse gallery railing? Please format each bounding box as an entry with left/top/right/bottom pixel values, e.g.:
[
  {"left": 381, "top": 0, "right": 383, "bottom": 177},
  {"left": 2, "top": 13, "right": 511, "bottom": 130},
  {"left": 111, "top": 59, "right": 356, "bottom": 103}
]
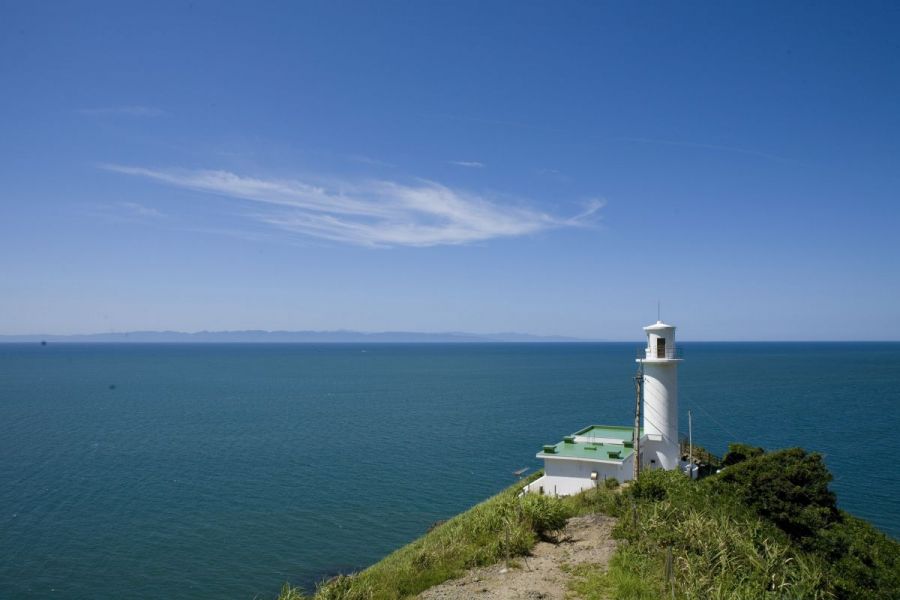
[{"left": 637, "top": 346, "right": 684, "bottom": 360}]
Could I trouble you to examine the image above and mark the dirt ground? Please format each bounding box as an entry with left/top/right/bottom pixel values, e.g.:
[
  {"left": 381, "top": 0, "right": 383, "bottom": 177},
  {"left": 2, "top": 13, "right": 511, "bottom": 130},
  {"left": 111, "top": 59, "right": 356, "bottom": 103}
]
[{"left": 417, "top": 514, "right": 617, "bottom": 600}]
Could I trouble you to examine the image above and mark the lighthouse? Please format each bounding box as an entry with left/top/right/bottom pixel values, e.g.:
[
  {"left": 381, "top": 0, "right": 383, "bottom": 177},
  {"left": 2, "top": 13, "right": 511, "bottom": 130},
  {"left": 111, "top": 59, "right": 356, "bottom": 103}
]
[
  {"left": 524, "top": 319, "right": 685, "bottom": 497},
  {"left": 638, "top": 321, "right": 682, "bottom": 470}
]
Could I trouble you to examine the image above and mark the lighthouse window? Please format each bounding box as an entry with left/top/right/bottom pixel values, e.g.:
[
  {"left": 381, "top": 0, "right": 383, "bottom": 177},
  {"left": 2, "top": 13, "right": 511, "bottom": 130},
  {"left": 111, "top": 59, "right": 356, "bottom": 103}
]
[{"left": 656, "top": 337, "right": 666, "bottom": 358}]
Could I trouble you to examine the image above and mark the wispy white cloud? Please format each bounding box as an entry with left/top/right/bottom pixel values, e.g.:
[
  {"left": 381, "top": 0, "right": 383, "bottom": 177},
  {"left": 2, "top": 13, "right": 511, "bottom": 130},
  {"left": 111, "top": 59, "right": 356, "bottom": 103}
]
[
  {"left": 77, "top": 106, "right": 166, "bottom": 117},
  {"left": 448, "top": 160, "right": 485, "bottom": 168},
  {"left": 119, "top": 201, "right": 164, "bottom": 218},
  {"left": 101, "top": 164, "right": 601, "bottom": 247},
  {"left": 85, "top": 200, "right": 166, "bottom": 224}
]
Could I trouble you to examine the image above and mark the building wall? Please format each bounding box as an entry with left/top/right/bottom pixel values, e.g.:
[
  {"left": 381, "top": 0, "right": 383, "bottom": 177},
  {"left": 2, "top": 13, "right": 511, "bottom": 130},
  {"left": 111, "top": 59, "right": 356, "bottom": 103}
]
[
  {"left": 641, "top": 437, "right": 679, "bottom": 471},
  {"left": 525, "top": 456, "right": 633, "bottom": 496}
]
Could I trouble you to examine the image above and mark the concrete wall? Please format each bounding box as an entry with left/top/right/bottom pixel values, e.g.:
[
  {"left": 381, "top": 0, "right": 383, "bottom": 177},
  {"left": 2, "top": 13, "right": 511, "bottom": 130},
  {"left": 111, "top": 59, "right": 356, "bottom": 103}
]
[
  {"left": 525, "top": 456, "right": 633, "bottom": 496},
  {"left": 641, "top": 436, "right": 679, "bottom": 471}
]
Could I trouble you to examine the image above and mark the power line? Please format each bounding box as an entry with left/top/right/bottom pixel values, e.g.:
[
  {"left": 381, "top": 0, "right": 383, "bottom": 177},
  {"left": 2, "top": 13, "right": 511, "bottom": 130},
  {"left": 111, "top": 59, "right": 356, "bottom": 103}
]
[{"left": 685, "top": 396, "right": 742, "bottom": 442}]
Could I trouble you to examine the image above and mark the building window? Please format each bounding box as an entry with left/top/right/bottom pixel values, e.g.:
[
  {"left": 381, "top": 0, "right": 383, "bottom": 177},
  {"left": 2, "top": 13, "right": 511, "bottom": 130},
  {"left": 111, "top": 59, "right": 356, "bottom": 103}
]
[{"left": 657, "top": 338, "right": 666, "bottom": 358}]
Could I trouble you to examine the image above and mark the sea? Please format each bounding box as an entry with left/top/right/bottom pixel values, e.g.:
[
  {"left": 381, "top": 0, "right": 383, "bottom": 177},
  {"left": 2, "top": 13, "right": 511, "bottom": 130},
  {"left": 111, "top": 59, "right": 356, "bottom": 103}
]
[{"left": 1, "top": 342, "right": 897, "bottom": 599}]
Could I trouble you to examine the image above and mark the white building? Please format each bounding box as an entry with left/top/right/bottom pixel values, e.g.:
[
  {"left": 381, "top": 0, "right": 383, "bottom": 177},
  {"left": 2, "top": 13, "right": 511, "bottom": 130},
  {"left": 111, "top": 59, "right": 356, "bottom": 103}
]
[
  {"left": 525, "top": 320, "right": 684, "bottom": 496},
  {"left": 638, "top": 321, "right": 681, "bottom": 471}
]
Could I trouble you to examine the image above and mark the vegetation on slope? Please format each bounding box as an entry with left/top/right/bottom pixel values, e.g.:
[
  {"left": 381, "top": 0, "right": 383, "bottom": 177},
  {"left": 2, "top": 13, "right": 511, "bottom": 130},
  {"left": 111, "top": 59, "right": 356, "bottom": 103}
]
[
  {"left": 279, "top": 446, "right": 900, "bottom": 600},
  {"left": 278, "top": 474, "right": 574, "bottom": 600},
  {"left": 580, "top": 446, "right": 900, "bottom": 599}
]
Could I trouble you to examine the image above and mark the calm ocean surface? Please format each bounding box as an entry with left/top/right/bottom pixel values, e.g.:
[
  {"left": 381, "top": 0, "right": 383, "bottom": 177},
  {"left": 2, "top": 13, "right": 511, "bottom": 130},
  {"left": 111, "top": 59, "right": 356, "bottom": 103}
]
[{"left": 1, "top": 342, "right": 898, "bottom": 599}]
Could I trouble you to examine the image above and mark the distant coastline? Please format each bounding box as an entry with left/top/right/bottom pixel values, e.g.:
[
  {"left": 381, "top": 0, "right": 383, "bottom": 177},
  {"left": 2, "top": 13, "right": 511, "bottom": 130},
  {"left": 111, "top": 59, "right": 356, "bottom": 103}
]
[{"left": 0, "top": 330, "right": 599, "bottom": 343}]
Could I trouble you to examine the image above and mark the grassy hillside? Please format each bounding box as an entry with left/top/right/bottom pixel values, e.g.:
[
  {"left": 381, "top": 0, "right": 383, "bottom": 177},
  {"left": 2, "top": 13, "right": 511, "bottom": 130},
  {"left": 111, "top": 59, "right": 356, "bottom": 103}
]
[
  {"left": 278, "top": 472, "right": 571, "bottom": 600},
  {"left": 278, "top": 447, "right": 900, "bottom": 599},
  {"left": 583, "top": 447, "right": 900, "bottom": 599}
]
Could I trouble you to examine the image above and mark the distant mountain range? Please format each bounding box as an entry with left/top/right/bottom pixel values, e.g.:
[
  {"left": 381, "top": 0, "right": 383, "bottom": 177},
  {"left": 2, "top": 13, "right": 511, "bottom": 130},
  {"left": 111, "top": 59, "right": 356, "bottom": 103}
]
[{"left": 0, "top": 330, "right": 598, "bottom": 343}]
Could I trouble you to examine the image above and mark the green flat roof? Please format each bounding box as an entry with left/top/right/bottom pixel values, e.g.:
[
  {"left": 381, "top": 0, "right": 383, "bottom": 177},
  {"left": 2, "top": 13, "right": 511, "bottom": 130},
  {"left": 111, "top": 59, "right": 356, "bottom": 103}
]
[
  {"left": 541, "top": 439, "right": 634, "bottom": 463},
  {"left": 538, "top": 424, "right": 641, "bottom": 463},
  {"left": 573, "top": 424, "right": 641, "bottom": 442}
]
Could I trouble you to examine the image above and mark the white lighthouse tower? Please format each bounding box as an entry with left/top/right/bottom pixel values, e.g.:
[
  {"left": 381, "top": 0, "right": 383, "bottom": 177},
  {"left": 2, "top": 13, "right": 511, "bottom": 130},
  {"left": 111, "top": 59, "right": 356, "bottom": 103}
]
[
  {"left": 638, "top": 321, "right": 682, "bottom": 470},
  {"left": 523, "top": 319, "right": 688, "bottom": 497}
]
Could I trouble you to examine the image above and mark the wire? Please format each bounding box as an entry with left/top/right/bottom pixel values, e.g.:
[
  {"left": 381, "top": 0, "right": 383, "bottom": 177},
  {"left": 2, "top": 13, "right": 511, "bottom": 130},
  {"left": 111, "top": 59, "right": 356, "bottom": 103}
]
[{"left": 685, "top": 396, "right": 742, "bottom": 442}]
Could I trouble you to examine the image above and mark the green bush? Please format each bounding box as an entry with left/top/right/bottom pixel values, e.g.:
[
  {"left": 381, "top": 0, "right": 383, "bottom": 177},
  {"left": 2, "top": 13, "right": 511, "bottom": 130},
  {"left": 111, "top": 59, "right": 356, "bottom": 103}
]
[
  {"left": 714, "top": 447, "right": 838, "bottom": 543},
  {"left": 604, "top": 477, "right": 619, "bottom": 490},
  {"left": 812, "top": 513, "right": 900, "bottom": 600},
  {"left": 721, "top": 442, "right": 765, "bottom": 466},
  {"left": 629, "top": 468, "right": 679, "bottom": 502},
  {"left": 520, "top": 493, "right": 570, "bottom": 538},
  {"left": 711, "top": 447, "right": 900, "bottom": 600}
]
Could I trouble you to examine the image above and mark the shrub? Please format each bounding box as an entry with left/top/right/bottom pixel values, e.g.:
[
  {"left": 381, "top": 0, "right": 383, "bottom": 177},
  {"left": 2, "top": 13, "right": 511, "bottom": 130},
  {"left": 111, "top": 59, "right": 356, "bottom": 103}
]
[
  {"left": 721, "top": 442, "right": 765, "bottom": 466},
  {"left": 816, "top": 513, "right": 900, "bottom": 600},
  {"left": 520, "top": 493, "right": 570, "bottom": 538},
  {"left": 709, "top": 446, "right": 900, "bottom": 599},
  {"left": 604, "top": 477, "right": 619, "bottom": 490},
  {"left": 629, "top": 468, "right": 674, "bottom": 502},
  {"left": 714, "top": 447, "right": 838, "bottom": 543}
]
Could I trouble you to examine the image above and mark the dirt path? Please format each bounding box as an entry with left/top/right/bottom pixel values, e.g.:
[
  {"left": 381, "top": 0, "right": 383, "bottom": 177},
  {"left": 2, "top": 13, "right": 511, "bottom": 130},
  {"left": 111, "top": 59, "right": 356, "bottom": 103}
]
[{"left": 418, "top": 514, "right": 617, "bottom": 600}]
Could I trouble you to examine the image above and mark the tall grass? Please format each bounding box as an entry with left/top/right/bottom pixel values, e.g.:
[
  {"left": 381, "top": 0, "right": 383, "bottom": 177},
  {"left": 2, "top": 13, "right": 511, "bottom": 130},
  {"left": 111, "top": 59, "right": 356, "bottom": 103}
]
[
  {"left": 601, "top": 469, "right": 832, "bottom": 600},
  {"left": 279, "top": 450, "right": 899, "bottom": 600},
  {"left": 278, "top": 474, "right": 572, "bottom": 600}
]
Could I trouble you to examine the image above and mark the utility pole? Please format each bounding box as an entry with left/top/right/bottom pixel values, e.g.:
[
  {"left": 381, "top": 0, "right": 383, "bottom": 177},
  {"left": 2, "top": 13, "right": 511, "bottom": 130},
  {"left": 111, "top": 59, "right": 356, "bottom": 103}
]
[
  {"left": 633, "top": 362, "right": 643, "bottom": 481},
  {"left": 688, "top": 409, "right": 693, "bottom": 472}
]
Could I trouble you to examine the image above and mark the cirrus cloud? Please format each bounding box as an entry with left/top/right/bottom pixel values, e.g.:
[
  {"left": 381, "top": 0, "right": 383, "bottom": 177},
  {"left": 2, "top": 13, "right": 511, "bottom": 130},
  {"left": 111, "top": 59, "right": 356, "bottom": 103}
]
[{"left": 100, "top": 164, "right": 603, "bottom": 248}]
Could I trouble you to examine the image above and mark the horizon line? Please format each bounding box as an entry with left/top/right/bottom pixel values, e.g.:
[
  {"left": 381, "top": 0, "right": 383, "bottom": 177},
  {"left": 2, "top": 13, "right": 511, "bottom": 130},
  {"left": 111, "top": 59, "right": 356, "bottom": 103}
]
[{"left": 0, "top": 328, "right": 895, "bottom": 344}]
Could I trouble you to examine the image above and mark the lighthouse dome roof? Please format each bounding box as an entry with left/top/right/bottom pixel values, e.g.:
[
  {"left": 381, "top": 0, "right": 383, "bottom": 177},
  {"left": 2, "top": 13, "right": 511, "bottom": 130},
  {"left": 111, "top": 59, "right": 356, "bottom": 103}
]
[{"left": 643, "top": 320, "right": 675, "bottom": 331}]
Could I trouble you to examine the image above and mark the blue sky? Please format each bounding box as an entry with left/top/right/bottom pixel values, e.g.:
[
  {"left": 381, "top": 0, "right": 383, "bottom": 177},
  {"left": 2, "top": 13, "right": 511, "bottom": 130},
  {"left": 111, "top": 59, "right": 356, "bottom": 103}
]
[{"left": 1, "top": 1, "right": 898, "bottom": 340}]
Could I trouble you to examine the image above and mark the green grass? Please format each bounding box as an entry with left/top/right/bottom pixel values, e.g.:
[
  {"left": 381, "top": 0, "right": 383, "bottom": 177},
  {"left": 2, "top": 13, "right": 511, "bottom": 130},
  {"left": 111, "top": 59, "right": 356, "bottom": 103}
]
[
  {"left": 608, "top": 472, "right": 831, "bottom": 599},
  {"left": 571, "top": 449, "right": 900, "bottom": 600},
  {"left": 278, "top": 448, "right": 900, "bottom": 600},
  {"left": 278, "top": 473, "right": 574, "bottom": 600},
  {"left": 565, "top": 563, "right": 608, "bottom": 600},
  {"left": 566, "top": 551, "right": 661, "bottom": 600}
]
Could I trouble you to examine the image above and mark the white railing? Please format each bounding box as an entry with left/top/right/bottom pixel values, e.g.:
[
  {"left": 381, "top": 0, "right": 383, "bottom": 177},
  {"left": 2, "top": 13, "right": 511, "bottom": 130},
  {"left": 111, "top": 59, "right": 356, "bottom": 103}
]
[{"left": 638, "top": 346, "right": 683, "bottom": 359}]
